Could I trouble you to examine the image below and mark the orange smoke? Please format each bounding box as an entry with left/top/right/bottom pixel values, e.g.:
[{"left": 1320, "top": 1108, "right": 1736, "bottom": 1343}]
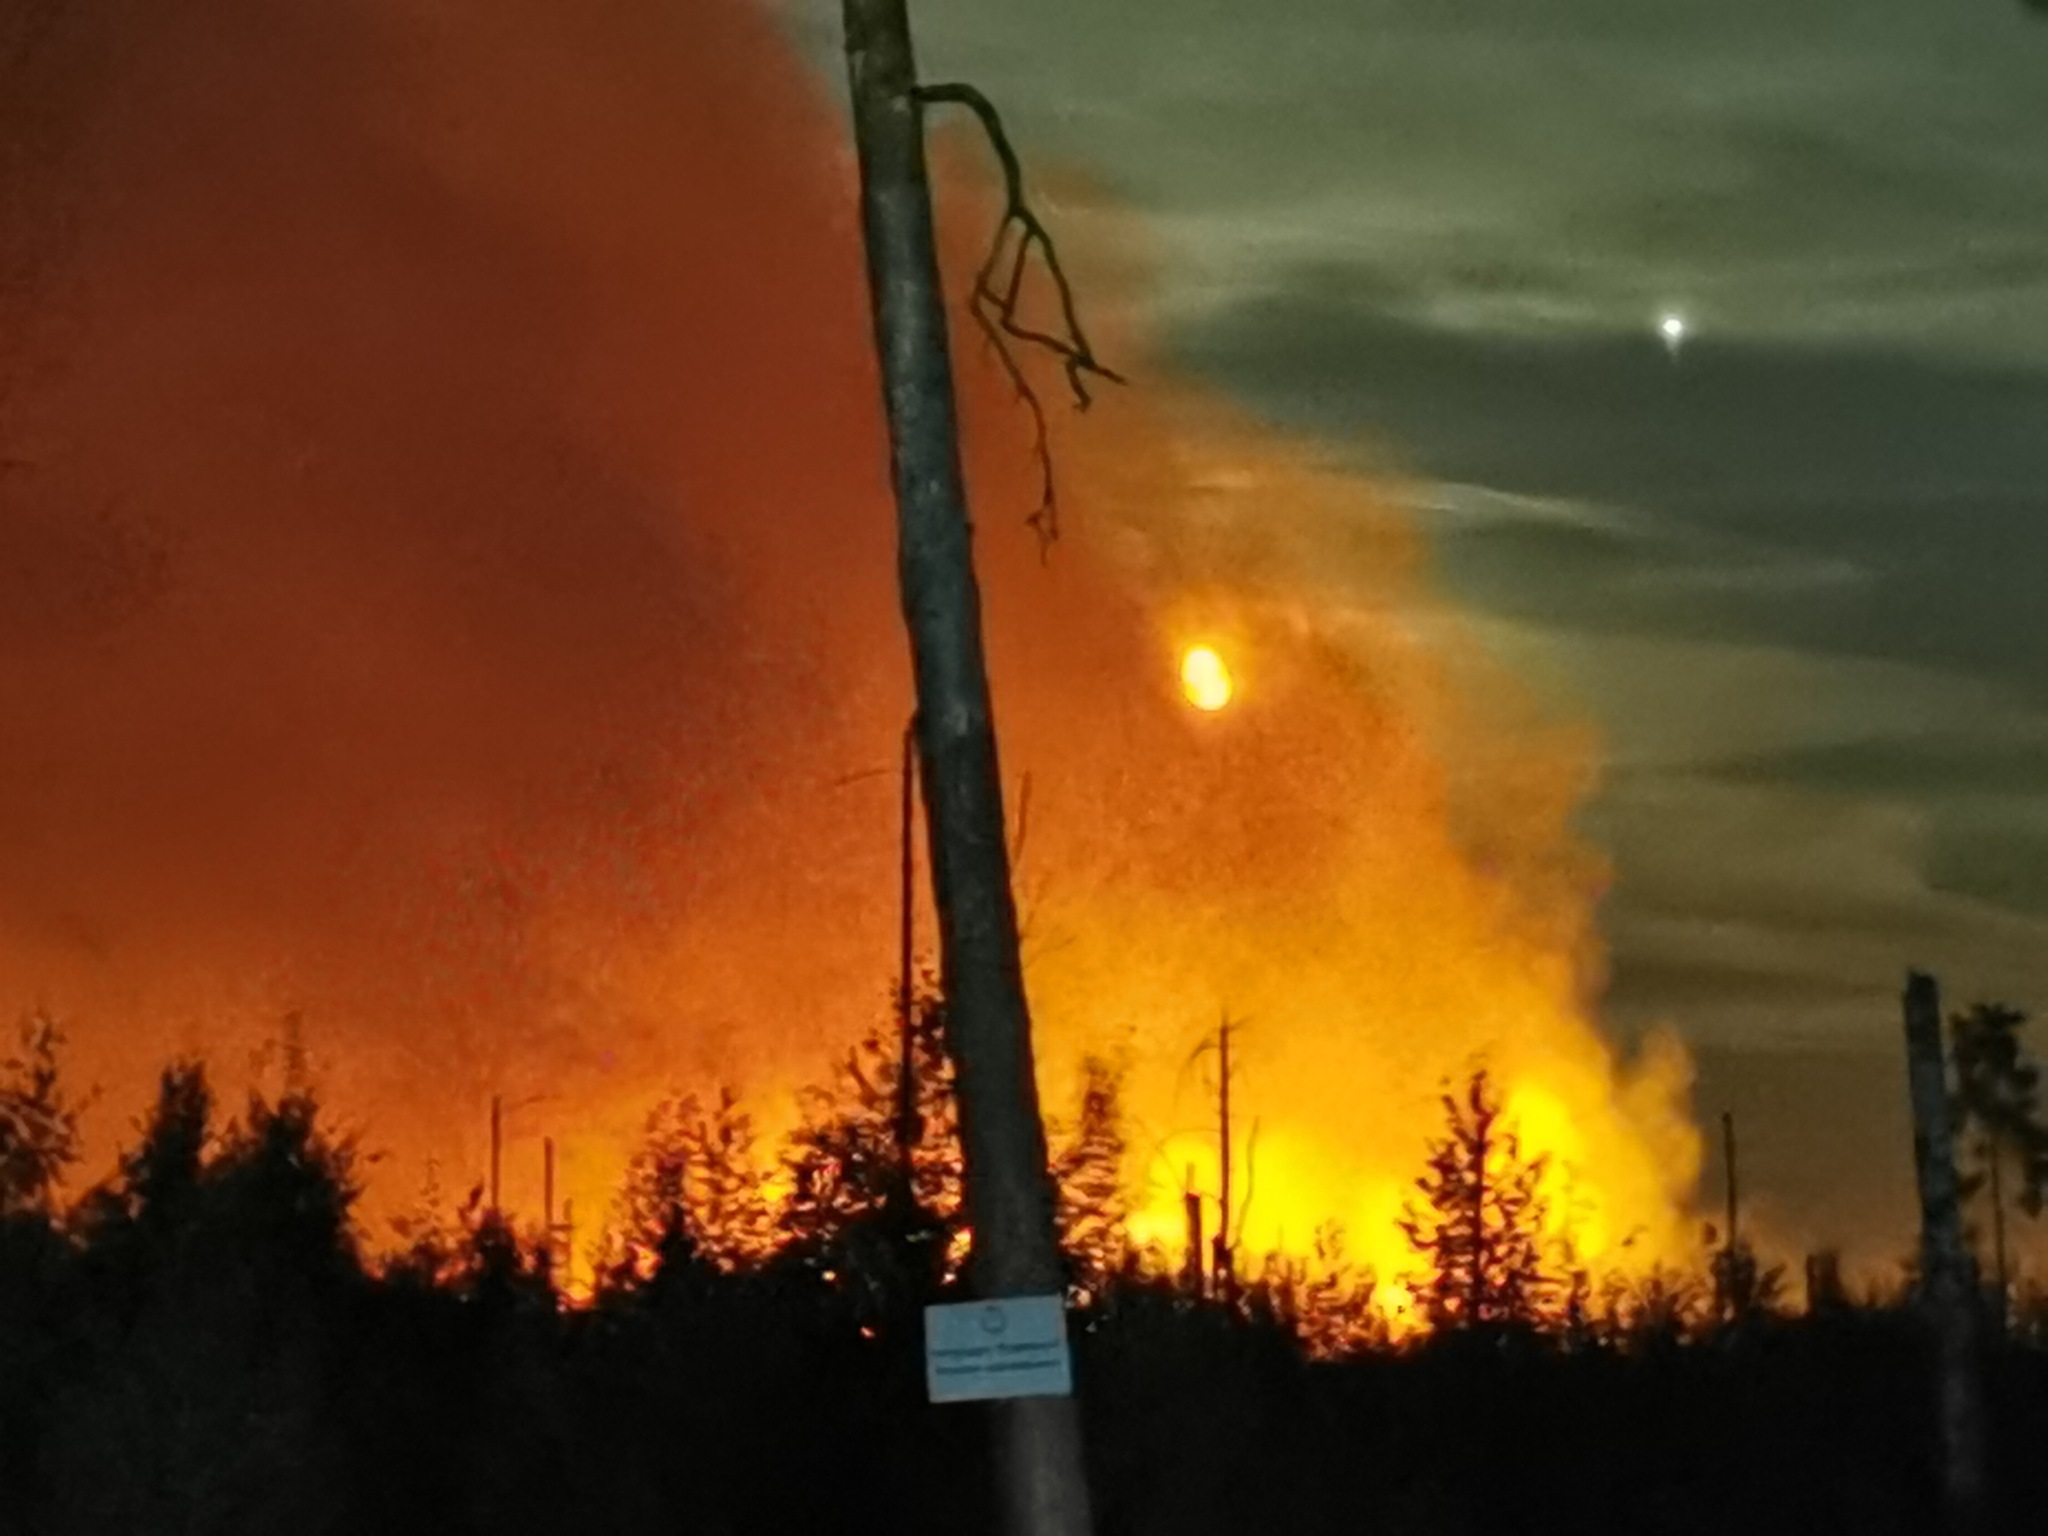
[
  {"left": 961, "top": 380, "right": 1701, "bottom": 1293},
  {"left": 0, "top": 0, "right": 1698, "bottom": 1291}
]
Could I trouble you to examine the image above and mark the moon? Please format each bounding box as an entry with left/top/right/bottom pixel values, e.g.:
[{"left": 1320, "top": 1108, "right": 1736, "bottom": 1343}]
[{"left": 1179, "top": 646, "right": 1235, "bottom": 712}]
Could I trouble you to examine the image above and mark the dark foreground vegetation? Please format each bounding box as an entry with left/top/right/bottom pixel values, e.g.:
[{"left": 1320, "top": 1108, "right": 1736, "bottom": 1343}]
[{"left": 4, "top": 1010, "right": 2048, "bottom": 1536}]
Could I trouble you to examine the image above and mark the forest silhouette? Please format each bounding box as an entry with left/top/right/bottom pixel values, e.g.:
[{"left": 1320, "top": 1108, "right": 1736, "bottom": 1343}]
[{"left": 5, "top": 1005, "right": 2048, "bottom": 1536}]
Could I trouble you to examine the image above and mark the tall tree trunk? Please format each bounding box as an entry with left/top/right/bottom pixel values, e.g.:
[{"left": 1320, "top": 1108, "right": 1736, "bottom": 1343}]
[
  {"left": 840, "top": 5, "right": 1093, "bottom": 1533},
  {"left": 1720, "top": 1109, "right": 1741, "bottom": 1322},
  {"left": 1214, "top": 1018, "right": 1233, "bottom": 1299},
  {"left": 1903, "top": 971, "right": 1987, "bottom": 1533}
]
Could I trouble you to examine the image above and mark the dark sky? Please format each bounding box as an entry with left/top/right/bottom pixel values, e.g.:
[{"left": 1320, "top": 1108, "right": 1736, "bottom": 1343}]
[{"left": 802, "top": 0, "right": 2048, "bottom": 1253}]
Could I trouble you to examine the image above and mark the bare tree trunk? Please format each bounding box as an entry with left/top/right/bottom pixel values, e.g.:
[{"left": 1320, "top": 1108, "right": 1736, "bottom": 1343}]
[
  {"left": 893, "top": 717, "right": 922, "bottom": 1207},
  {"left": 542, "top": 1135, "right": 556, "bottom": 1275},
  {"left": 489, "top": 1093, "right": 502, "bottom": 1216},
  {"left": 1214, "top": 1018, "right": 1234, "bottom": 1300},
  {"left": 1903, "top": 970, "right": 1987, "bottom": 1533},
  {"left": 841, "top": 4, "right": 1092, "bottom": 1532},
  {"left": 1722, "top": 1110, "right": 1739, "bottom": 1249},
  {"left": 1720, "top": 1109, "right": 1739, "bottom": 1322}
]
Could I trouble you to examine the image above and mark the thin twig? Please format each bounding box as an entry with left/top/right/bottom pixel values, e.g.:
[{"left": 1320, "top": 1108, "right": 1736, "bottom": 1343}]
[{"left": 915, "top": 80, "right": 1126, "bottom": 554}]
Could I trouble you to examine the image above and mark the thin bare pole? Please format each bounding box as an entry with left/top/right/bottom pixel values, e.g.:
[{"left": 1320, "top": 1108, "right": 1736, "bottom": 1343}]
[
  {"left": 544, "top": 1136, "right": 556, "bottom": 1229},
  {"left": 895, "top": 716, "right": 921, "bottom": 1191},
  {"left": 562, "top": 1198, "right": 575, "bottom": 1293},
  {"left": 1903, "top": 971, "right": 1986, "bottom": 1533},
  {"left": 1722, "top": 1110, "right": 1738, "bottom": 1252},
  {"left": 489, "top": 1093, "right": 503, "bottom": 1217},
  {"left": 1214, "top": 1018, "right": 1234, "bottom": 1299},
  {"left": 1716, "top": 1109, "right": 1741, "bottom": 1323},
  {"left": 540, "top": 1135, "right": 558, "bottom": 1284},
  {"left": 841, "top": 4, "right": 1092, "bottom": 1531}
]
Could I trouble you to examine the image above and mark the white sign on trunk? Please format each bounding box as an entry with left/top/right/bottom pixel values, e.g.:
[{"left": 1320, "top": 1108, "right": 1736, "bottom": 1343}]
[{"left": 923, "top": 1294, "right": 1073, "bottom": 1403}]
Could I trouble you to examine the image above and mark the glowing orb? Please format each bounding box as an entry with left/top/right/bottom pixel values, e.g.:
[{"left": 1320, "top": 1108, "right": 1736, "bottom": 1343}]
[
  {"left": 1179, "top": 646, "right": 1234, "bottom": 712},
  {"left": 1659, "top": 313, "right": 1688, "bottom": 353}
]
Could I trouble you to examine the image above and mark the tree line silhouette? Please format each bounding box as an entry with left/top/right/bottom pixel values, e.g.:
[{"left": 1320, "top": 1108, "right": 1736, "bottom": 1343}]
[{"left": 4, "top": 996, "right": 2048, "bottom": 1534}]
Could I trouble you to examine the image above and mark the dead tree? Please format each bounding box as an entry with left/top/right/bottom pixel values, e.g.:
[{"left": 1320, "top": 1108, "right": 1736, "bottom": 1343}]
[
  {"left": 1214, "top": 1018, "right": 1235, "bottom": 1298},
  {"left": 1189, "top": 1015, "right": 1244, "bottom": 1299},
  {"left": 840, "top": 3, "right": 1099, "bottom": 1532},
  {"left": 1903, "top": 971, "right": 1987, "bottom": 1533}
]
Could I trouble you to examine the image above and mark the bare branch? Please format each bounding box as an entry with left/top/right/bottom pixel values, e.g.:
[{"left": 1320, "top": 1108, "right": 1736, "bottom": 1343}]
[{"left": 915, "top": 80, "right": 1126, "bottom": 553}]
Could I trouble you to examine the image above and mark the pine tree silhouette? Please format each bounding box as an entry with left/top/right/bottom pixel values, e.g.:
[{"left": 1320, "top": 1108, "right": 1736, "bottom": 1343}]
[
  {"left": 0, "top": 1013, "right": 82, "bottom": 1221},
  {"left": 1053, "top": 1054, "right": 1131, "bottom": 1292},
  {"left": 1399, "top": 1069, "right": 1555, "bottom": 1332}
]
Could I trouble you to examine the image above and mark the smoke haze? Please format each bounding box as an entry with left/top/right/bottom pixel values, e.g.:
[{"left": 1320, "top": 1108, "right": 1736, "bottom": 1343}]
[{"left": 0, "top": 0, "right": 1696, "bottom": 1278}]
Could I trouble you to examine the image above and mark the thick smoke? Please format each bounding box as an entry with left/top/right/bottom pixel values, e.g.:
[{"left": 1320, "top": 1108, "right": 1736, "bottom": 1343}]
[{"left": 0, "top": 0, "right": 1696, "bottom": 1273}]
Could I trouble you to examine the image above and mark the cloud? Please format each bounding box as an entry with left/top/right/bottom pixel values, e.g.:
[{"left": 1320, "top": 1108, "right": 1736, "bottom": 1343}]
[
  {"left": 864, "top": 0, "right": 2048, "bottom": 349},
  {"left": 1174, "top": 287, "right": 2048, "bottom": 693},
  {"left": 1167, "top": 277, "right": 2048, "bottom": 1049}
]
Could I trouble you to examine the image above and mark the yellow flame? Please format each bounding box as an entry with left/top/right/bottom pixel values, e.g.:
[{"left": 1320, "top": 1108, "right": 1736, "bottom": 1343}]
[{"left": 1180, "top": 646, "right": 1234, "bottom": 711}]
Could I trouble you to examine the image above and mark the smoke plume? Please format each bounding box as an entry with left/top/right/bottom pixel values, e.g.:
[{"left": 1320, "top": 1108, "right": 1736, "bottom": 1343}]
[{"left": 0, "top": 0, "right": 1697, "bottom": 1281}]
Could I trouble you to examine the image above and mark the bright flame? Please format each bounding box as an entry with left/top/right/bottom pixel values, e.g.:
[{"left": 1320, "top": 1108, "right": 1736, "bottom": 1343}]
[{"left": 1179, "top": 646, "right": 1234, "bottom": 712}]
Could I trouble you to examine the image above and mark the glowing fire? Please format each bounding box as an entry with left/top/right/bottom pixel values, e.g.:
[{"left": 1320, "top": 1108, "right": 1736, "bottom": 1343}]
[
  {"left": 0, "top": 0, "right": 1703, "bottom": 1304},
  {"left": 1178, "top": 646, "right": 1235, "bottom": 712}
]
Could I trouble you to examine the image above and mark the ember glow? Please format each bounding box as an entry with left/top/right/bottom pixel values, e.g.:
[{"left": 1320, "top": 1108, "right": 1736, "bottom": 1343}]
[{"left": 0, "top": 0, "right": 1700, "bottom": 1302}]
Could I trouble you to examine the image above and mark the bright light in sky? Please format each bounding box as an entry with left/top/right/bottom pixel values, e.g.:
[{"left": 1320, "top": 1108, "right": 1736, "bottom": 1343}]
[
  {"left": 1659, "top": 313, "right": 1688, "bottom": 354},
  {"left": 1179, "top": 646, "right": 1234, "bottom": 712}
]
